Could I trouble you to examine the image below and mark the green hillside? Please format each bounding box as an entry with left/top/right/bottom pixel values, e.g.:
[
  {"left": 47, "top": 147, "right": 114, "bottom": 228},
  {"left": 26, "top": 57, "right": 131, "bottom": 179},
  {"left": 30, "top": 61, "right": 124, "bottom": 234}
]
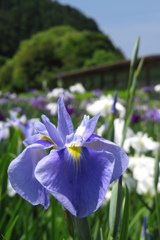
[
  {"left": 0, "top": 25, "right": 124, "bottom": 92},
  {"left": 0, "top": 0, "right": 99, "bottom": 61}
]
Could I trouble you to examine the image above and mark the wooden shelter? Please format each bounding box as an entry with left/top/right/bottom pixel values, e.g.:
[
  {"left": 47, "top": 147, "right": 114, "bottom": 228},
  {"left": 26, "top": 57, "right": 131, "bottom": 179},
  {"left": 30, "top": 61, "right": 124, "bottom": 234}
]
[{"left": 52, "top": 55, "right": 160, "bottom": 90}]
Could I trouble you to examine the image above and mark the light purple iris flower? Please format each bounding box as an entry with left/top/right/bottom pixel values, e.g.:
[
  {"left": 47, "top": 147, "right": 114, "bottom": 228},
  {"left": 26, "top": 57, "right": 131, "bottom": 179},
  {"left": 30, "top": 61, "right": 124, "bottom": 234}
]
[
  {"left": 8, "top": 97, "right": 129, "bottom": 218},
  {"left": 141, "top": 216, "right": 147, "bottom": 238},
  {"left": 144, "top": 108, "right": 160, "bottom": 122},
  {"left": 6, "top": 111, "right": 37, "bottom": 138},
  {"left": 109, "top": 90, "right": 118, "bottom": 114}
]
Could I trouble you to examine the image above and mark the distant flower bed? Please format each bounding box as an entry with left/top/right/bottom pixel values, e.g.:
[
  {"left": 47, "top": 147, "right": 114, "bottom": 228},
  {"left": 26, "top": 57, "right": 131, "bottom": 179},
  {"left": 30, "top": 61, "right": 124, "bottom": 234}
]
[{"left": 0, "top": 80, "right": 160, "bottom": 239}]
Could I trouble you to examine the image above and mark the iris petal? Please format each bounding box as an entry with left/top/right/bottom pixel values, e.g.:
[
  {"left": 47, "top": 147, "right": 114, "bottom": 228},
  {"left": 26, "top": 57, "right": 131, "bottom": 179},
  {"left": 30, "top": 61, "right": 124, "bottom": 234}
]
[
  {"left": 21, "top": 121, "right": 33, "bottom": 138},
  {"left": 35, "top": 147, "right": 115, "bottom": 218},
  {"left": 9, "top": 111, "right": 18, "bottom": 122},
  {"left": 23, "top": 133, "right": 42, "bottom": 147},
  {"left": 84, "top": 134, "right": 129, "bottom": 183},
  {"left": 41, "top": 114, "right": 64, "bottom": 148},
  {"left": 36, "top": 140, "right": 54, "bottom": 148},
  {"left": 8, "top": 144, "right": 50, "bottom": 209},
  {"left": 82, "top": 113, "right": 100, "bottom": 141},
  {"left": 57, "top": 97, "right": 73, "bottom": 143},
  {"left": 34, "top": 121, "right": 48, "bottom": 135}
]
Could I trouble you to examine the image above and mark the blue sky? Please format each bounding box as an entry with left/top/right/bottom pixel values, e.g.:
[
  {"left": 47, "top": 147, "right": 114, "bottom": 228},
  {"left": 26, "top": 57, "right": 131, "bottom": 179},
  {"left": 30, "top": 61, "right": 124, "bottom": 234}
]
[{"left": 58, "top": 0, "right": 160, "bottom": 59}]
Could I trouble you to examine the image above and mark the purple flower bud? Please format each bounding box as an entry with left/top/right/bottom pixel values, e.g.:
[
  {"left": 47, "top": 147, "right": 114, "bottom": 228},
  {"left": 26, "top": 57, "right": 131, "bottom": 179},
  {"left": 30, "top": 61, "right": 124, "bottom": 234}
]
[
  {"left": 144, "top": 108, "right": 160, "bottom": 122},
  {"left": 131, "top": 112, "right": 143, "bottom": 124},
  {"left": 110, "top": 90, "right": 118, "bottom": 114},
  {"left": 0, "top": 112, "right": 5, "bottom": 121},
  {"left": 141, "top": 216, "right": 147, "bottom": 237}
]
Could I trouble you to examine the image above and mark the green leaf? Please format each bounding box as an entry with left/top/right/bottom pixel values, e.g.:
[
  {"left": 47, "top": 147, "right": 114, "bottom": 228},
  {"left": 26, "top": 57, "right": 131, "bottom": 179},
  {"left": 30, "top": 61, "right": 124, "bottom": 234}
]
[
  {"left": 109, "top": 180, "right": 122, "bottom": 238},
  {"left": 129, "top": 58, "right": 144, "bottom": 99},
  {"left": 128, "top": 207, "right": 145, "bottom": 236},
  {"left": 63, "top": 207, "right": 74, "bottom": 239},
  {"left": 130, "top": 37, "right": 140, "bottom": 69},
  {"left": 7, "top": 128, "right": 22, "bottom": 155},
  {"left": 127, "top": 37, "right": 140, "bottom": 97},
  {"left": 155, "top": 190, "right": 160, "bottom": 237},
  {"left": 5, "top": 198, "right": 22, "bottom": 234},
  {"left": 121, "top": 102, "right": 135, "bottom": 147},
  {"left": 93, "top": 219, "right": 100, "bottom": 240},
  {"left": 74, "top": 216, "right": 92, "bottom": 240},
  {"left": 4, "top": 215, "right": 19, "bottom": 240},
  {"left": 100, "top": 228, "right": 104, "bottom": 240},
  {"left": 154, "top": 148, "right": 160, "bottom": 189},
  {"left": 120, "top": 184, "right": 130, "bottom": 240},
  {"left": 154, "top": 148, "right": 160, "bottom": 237}
]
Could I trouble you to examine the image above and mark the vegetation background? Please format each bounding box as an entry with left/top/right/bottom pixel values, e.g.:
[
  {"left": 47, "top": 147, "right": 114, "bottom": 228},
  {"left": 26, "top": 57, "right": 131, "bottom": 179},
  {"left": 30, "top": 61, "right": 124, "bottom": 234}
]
[{"left": 0, "top": 0, "right": 124, "bottom": 93}]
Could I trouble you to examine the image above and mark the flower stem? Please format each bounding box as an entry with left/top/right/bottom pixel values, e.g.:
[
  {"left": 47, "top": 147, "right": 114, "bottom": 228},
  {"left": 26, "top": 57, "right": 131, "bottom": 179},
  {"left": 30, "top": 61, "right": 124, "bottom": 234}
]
[
  {"left": 74, "top": 216, "right": 92, "bottom": 240},
  {"left": 155, "top": 190, "right": 160, "bottom": 238},
  {"left": 51, "top": 197, "right": 56, "bottom": 239},
  {"left": 107, "top": 232, "right": 116, "bottom": 240}
]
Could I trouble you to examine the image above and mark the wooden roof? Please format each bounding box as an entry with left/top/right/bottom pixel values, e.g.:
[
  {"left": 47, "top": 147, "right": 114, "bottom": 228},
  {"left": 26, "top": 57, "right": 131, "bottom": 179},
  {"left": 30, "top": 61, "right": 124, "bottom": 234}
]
[{"left": 53, "top": 54, "right": 160, "bottom": 81}]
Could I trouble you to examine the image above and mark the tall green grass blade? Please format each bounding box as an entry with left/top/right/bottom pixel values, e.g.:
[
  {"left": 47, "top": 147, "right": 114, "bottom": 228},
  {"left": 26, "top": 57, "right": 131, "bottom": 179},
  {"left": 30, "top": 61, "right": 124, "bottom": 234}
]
[
  {"left": 123, "top": 37, "right": 141, "bottom": 144},
  {"left": 129, "top": 58, "right": 144, "bottom": 101},
  {"left": 4, "top": 215, "right": 19, "bottom": 240},
  {"left": 0, "top": 210, "right": 8, "bottom": 232},
  {"left": 93, "top": 218, "right": 100, "bottom": 240},
  {"left": 122, "top": 40, "right": 143, "bottom": 148},
  {"left": 154, "top": 148, "right": 160, "bottom": 237},
  {"left": 154, "top": 148, "right": 160, "bottom": 190},
  {"left": 120, "top": 184, "right": 130, "bottom": 240},
  {"left": 100, "top": 228, "right": 104, "bottom": 240},
  {"left": 0, "top": 153, "right": 14, "bottom": 217},
  {"left": 128, "top": 207, "right": 145, "bottom": 235},
  {"left": 5, "top": 198, "right": 22, "bottom": 234},
  {"left": 7, "top": 128, "right": 22, "bottom": 155},
  {"left": 121, "top": 102, "right": 135, "bottom": 147},
  {"left": 74, "top": 216, "right": 92, "bottom": 240},
  {"left": 109, "top": 180, "right": 122, "bottom": 238},
  {"left": 136, "top": 194, "right": 152, "bottom": 212},
  {"left": 135, "top": 57, "right": 144, "bottom": 77},
  {"left": 63, "top": 207, "right": 74, "bottom": 239},
  {"left": 126, "top": 37, "right": 140, "bottom": 104}
]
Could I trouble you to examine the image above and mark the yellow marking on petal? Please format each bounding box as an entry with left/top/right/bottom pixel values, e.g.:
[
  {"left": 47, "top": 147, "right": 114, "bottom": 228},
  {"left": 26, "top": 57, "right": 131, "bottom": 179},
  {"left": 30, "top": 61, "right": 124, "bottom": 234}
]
[
  {"left": 20, "top": 119, "right": 26, "bottom": 124},
  {"left": 105, "top": 104, "right": 111, "bottom": 113},
  {"left": 139, "top": 140, "right": 144, "bottom": 147},
  {"left": 68, "top": 146, "right": 81, "bottom": 165},
  {"left": 39, "top": 135, "right": 58, "bottom": 149}
]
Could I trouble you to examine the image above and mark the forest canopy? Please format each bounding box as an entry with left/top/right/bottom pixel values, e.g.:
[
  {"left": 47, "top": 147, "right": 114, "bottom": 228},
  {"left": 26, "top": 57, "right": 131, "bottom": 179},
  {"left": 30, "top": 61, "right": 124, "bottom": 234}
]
[
  {"left": 0, "top": 25, "right": 124, "bottom": 92},
  {"left": 0, "top": 0, "right": 100, "bottom": 60},
  {"left": 0, "top": 0, "right": 125, "bottom": 92}
]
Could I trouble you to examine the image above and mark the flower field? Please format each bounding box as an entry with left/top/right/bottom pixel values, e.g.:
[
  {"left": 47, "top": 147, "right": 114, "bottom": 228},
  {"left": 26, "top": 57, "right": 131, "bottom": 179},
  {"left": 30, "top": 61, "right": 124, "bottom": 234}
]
[{"left": 0, "top": 41, "right": 160, "bottom": 240}]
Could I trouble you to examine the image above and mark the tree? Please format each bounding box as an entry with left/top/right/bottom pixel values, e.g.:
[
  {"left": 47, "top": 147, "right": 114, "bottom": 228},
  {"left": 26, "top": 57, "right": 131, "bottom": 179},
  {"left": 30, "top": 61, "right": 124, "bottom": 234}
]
[
  {"left": 0, "top": 26, "right": 124, "bottom": 92},
  {"left": 0, "top": 0, "right": 99, "bottom": 59}
]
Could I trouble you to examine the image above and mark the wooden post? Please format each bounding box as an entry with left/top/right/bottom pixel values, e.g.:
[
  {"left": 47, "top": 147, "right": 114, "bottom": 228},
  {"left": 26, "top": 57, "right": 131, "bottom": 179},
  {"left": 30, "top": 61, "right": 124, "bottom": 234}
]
[{"left": 146, "top": 67, "right": 150, "bottom": 85}]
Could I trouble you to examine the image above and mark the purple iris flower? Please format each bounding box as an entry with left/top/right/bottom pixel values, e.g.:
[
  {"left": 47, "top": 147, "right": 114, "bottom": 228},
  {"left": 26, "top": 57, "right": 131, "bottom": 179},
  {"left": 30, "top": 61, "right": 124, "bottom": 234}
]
[
  {"left": 131, "top": 112, "right": 144, "bottom": 124},
  {"left": 110, "top": 90, "right": 118, "bottom": 114},
  {"left": 143, "top": 85, "right": 154, "bottom": 93},
  {"left": 6, "top": 111, "right": 37, "bottom": 138},
  {"left": 30, "top": 95, "right": 49, "bottom": 110},
  {"left": 30, "top": 98, "right": 44, "bottom": 110},
  {"left": 148, "top": 233, "right": 152, "bottom": 240},
  {"left": 8, "top": 97, "right": 129, "bottom": 218},
  {"left": 141, "top": 216, "right": 147, "bottom": 237},
  {"left": 0, "top": 112, "right": 5, "bottom": 121},
  {"left": 144, "top": 108, "right": 160, "bottom": 122},
  {"left": 65, "top": 104, "right": 75, "bottom": 115},
  {"left": 29, "top": 88, "right": 38, "bottom": 93},
  {"left": 92, "top": 89, "right": 102, "bottom": 97}
]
